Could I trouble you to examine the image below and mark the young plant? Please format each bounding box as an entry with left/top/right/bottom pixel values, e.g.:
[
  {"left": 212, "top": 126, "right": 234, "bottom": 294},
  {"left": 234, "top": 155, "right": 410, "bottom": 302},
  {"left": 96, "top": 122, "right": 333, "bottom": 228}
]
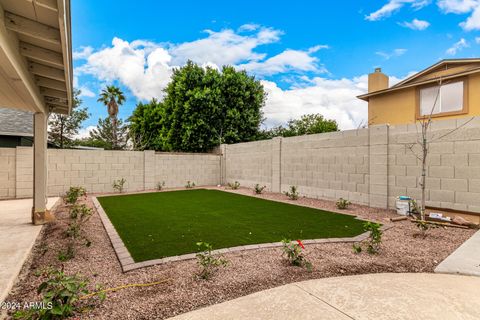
[
  {"left": 284, "top": 185, "right": 299, "bottom": 200},
  {"left": 227, "top": 181, "right": 241, "bottom": 190},
  {"left": 281, "top": 239, "right": 312, "bottom": 271},
  {"left": 63, "top": 186, "right": 86, "bottom": 205},
  {"left": 352, "top": 221, "right": 383, "bottom": 255},
  {"left": 156, "top": 181, "right": 166, "bottom": 191},
  {"left": 13, "top": 269, "right": 101, "bottom": 319},
  {"left": 195, "top": 242, "right": 228, "bottom": 280},
  {"left": 336, "top": 198, "right": 351, "bottom": 210},
  {"left": 112, "top": 178, "right": 126, "bottom": 193},
  {"left": 185, "top": 181, "right": 196, "bottom": 189},
  {"left": 413, "top": 219, "right": 439, "bottom": 238},
  {"left": 254, "top": 184, "right": 266, "bottom": 194},
  {"left": 61, "top": 204, "right": 93, "bottom": 260}
]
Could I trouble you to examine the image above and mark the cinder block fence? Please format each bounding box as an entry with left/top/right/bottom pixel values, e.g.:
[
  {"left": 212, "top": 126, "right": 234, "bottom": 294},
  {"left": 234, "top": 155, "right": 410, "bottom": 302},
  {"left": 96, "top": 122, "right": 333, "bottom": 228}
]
[{"left": 1, "top": 116, "right": 480, "bottom": 213}]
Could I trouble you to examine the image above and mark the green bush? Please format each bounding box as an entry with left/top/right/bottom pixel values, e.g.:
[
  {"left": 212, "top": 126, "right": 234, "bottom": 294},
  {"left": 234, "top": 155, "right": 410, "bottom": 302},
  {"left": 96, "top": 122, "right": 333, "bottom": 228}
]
[
  {"left": 281, "top": 239, "right": 312, "bottom": 271},
  {"left": 254, "top": 184, "right": 266, "bottom": 194},
  {"left": 284, "top": 186, "right": 299, "bottom": 200},
  {"left": 63, "top": 187, "right": 86, "bottom": 205},
  {"left": 112, "top": 178, "right": 126, "bottom": 193},
  {"left": 353, "top": 221, "right": 383, "bottom": 254},
  {"left": 185, "top": 181, "right": 196, "bottom": 189},
  {"left": 336, "top": 198, "right": 351, "bottom": 210},
  {"left": 195, "top": 242, "right": 228, "bottom": 280},
  {"left": 13, "top": 269, "right": 104, "bottom": 319},
  {"left": 227, "top": 181, "right": 240, "bottom": 190}
]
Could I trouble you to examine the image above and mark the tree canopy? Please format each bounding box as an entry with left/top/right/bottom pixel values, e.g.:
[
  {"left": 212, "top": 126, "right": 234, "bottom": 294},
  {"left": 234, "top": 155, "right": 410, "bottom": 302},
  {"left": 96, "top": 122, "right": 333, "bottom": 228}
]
[
  {"left": 129, "top": 61, "right": 266, "bottom": 152},
  {"left": 258, "top": 114, "right": 339, "bottom": 139},
  {"left": 86, "top": 116, "right": 129, "bottom": 150}
]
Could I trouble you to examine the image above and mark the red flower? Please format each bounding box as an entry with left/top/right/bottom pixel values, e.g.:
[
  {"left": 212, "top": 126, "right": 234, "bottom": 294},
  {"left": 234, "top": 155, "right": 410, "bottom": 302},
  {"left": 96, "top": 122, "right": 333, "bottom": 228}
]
[{"left": 296, "top": 240, "right": 305, "bottom": 249}]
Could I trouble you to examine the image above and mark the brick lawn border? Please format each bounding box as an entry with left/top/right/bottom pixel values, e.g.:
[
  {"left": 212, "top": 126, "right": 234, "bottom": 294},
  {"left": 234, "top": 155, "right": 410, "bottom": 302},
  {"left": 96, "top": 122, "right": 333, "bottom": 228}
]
[{"left": 92, "top": 189, "right": 392, "bottom": 273}]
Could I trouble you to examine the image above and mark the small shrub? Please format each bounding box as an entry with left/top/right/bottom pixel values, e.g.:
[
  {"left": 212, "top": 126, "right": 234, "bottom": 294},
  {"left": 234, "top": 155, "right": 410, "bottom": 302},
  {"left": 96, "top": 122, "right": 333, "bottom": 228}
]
[
  {"left": 413, "top": 219, "right": 439, "bottom": 238},
  {"left": 195, "top": 242, "right": 228, "bottom": 280},
  {"left": 352, "top": 221, "right": 382, "bottom": 254},
  {"left": 281, "top": 239, "right": 312, "bottom": 271},
  {"left": 156, "top": 181, "right": 165, "bottom": 191},
  {"left": 61, "top": 204, "right": 93, "bottom": 260},
  {"left": 227, "top": 181, "right": 240, "bottom": 190},
  {"left": 63, "top": 186, "right": 86, "bottom": 205},
  {"left": 336, "top": 198, "right": 351, "bottom": 210},
  {"left": 254, "top": 184, "right": 266, "bottom": 194},
  {"left": 58, "top": 244, "right": 75, "bottom": 262},
  {"left": 112, "top": 178, "right": 126, "bottom": 193},
  {"left": 13, "top": 269, "right": 103, "bottom": 319},
  {"left": 185, "top": 181, "right": 196, "bottom": 189},
  {"left": 284, "top": 186, "right": 299, "bottom": 200}
]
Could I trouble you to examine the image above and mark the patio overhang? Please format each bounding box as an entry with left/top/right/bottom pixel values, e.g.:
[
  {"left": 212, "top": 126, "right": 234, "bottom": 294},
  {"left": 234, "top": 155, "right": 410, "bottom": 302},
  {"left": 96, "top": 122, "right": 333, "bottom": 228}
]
[
  {"left": 0, "top": 0, "right": 72, "bottom": 115},
  {"left": 0, "top": 0, "right": 72, "bottom": 224}
]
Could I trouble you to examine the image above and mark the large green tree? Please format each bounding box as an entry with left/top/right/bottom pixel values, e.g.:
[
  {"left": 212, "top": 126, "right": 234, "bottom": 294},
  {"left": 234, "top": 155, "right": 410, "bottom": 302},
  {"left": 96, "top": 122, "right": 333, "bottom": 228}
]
[
  {"left": 129, "top": 98, "right": 165, "bottom": 150},
  {"left": 97, "top": 85, "right": 126, "bottom": 149},
  {"left": 87, "top": 116, "right": 128, "bottom": 150},
  {"left": 48, "top": 89, "right": 89, "bottom": 148},
  {"left": 129, "top": 61, "right": 266, "bottom": 152}
]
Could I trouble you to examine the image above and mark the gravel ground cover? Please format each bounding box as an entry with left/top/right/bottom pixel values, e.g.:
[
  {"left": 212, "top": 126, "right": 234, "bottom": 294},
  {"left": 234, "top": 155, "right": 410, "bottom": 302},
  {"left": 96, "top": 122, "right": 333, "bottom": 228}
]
[
  {"left": 97, "top": 189, "right": 366, "bottom": 261},
  {"left": 6, "top": 186, "right": 475, "bottom": 319}
]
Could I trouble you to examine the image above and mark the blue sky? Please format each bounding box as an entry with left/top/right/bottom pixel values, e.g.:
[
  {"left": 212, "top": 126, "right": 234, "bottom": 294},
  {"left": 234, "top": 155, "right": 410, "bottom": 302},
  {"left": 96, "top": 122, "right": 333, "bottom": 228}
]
[{"left": 72, "top": 0, "right": 480, "bottom": 135}]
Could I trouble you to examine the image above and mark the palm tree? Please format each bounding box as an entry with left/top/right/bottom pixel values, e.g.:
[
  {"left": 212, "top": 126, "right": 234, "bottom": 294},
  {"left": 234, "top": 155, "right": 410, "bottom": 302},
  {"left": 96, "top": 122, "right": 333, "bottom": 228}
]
[{"left": 97, "top": 85, "right": 126, "bottom": 149}]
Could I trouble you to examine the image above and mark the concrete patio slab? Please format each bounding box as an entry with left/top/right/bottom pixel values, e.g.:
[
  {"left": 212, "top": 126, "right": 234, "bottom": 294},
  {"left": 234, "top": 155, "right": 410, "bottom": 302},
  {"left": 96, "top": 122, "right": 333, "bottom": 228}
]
[
  {"left": 435, "top": 229, "right": 480, "bottom": 277},
  {"left": 0, "top": 197, "right": 59, "bottom": 303},
  {"left": 170, "top": 273, "right": 480, "bottom": 320}
]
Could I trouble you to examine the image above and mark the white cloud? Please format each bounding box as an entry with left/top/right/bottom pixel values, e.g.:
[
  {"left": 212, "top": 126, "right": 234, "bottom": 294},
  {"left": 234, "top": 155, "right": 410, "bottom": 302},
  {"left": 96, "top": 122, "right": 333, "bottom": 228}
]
[
  {"left": 437, "top": 0, "right": 478, "bottom": 13},
  {"left": 75, "top": 27, "right": 325, "bottom": 101},
  {"left": 169, "top": 27, "right": 282, "bottom": 66},
  {"left": 375, "top": 48, "right": 408, "bottom": 60},
  {"left": 399, "top": 18, "right": 431, "bottom": 29},
  {"left": 77, "top": 37, "right": 173, "bottom": 100},
  {"left": 73, "top": 46, "right": 94, "bottom": 60},
  {"left": 437, "top": 0, "right": 480, "bottom": 30},
  {"left": 476, "top": 36, "right": 480, "bottom": 43},
  {"left": 366, "top": 0, "right": 430, "bottom": 21},
  {"left": 446, "top": 38, "right": 469, "bottom": 54},
  {"left": 75, "top": 126, "right": 96, "bottom": 139},
  {"left": 238, "top": 23, "right": 260, "bottom": 32},
  {"left": 260, "top": 77, "right": 368, "bottom": 130},
  {"left": 239, "top": 46, "right": 328, "bottom": 76},
  {"left": 78, "top": 87, "right": 95, "bottom": 98}
]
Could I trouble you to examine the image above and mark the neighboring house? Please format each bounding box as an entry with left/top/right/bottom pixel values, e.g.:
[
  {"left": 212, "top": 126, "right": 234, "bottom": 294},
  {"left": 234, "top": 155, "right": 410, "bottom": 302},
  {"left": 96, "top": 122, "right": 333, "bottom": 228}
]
[
  {"left": 358, "top": 59, "right": 480, "bottom": 125},
  {"left": 0, "top": 107, "right": 58, "bottom": 148},
  {"left": 0, "top": 107, "right": 34, "bottom": 147}
]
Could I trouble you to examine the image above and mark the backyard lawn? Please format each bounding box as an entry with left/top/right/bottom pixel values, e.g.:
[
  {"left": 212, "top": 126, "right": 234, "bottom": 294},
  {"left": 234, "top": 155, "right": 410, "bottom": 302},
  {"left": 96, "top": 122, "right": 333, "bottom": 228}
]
[{"left": 97, "top": 189, "right": 366, "bottom": 262}]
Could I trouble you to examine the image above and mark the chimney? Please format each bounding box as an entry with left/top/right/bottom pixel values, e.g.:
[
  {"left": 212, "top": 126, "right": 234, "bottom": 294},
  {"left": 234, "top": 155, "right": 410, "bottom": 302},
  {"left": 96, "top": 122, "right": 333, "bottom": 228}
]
[{"left": 368, "top": 68, "right": 389, "bottom": 93}]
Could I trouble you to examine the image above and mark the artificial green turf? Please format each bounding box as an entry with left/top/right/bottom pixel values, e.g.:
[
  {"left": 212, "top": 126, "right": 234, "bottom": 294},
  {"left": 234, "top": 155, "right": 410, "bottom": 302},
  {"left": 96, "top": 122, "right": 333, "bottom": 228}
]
[{"left": 98, "top": 189, "right": 366, "bottom": 262}]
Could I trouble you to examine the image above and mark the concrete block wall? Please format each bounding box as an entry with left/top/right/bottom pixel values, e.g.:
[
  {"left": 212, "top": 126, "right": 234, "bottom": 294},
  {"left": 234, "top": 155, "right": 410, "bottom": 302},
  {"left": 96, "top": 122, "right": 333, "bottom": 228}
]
[
  {"left": 0, "top": 148, "right": 16, "bottom": 199},
  {"left": 224, "top": 139, "right": 274, "bottom": 189},
  {"left": 1, "top": 148, "right": 221, "bottom": 199},
  {"left": 154, "top": 152, "right": 221, "bottom": 188},
  {"left": 280, "top": 129, "right": 370, "bottom": 205},
  {"left": 387, "top": 117, "right": 480, "bottom": 213}
]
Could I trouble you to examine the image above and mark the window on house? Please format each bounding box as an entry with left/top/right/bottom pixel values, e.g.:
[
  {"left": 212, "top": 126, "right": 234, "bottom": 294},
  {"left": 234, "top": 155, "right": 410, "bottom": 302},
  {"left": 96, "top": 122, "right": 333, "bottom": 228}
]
[{"left": 419, "top": 81, "right": 464, "bottom": 116}]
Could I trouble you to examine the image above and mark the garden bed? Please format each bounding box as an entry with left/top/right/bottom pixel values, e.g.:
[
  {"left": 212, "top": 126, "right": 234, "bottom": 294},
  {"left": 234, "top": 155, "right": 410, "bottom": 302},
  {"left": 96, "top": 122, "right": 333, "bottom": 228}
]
[{"left": 6, "top": 186, "right": 475, "bottom": 319}]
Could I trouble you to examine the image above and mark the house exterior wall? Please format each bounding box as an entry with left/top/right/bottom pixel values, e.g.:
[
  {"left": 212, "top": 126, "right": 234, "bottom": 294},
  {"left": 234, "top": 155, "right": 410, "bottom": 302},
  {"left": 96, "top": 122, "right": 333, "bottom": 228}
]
[{"left": 369, "top": 73, "right": 480, "bottom": 126}]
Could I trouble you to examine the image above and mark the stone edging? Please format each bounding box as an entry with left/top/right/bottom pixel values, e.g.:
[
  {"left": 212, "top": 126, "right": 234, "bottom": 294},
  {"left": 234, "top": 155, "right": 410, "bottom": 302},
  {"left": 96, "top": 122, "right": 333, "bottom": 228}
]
[{"left": 92, "top": 193, "right": 392, "bottom": 273}]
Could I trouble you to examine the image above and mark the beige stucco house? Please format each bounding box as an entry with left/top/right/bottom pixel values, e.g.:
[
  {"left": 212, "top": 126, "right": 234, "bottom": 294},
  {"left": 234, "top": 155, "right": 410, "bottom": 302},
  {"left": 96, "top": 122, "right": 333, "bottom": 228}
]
[{"left": 358, "top": 59, "right": 480, "bottom": 126}]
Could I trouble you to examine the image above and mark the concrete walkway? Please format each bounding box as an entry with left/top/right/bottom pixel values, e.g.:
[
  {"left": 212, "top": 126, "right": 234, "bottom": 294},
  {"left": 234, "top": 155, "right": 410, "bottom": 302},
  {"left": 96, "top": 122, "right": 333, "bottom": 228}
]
[
  {"left": 0, "top": 197, "right": 59, "bottom": 303},
  {"left": 435, "top": 229, "right": 480, "bottom": 276},
  {"left": 170, "top": 273, "right": 480, "bottom": 320}
]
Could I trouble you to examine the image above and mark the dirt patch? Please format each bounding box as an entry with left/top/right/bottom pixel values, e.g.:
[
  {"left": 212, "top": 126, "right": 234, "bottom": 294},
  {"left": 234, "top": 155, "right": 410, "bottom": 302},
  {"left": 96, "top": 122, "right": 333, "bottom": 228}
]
[{"left": 6, "top": 187, "right": 475, "bottom": 319}]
